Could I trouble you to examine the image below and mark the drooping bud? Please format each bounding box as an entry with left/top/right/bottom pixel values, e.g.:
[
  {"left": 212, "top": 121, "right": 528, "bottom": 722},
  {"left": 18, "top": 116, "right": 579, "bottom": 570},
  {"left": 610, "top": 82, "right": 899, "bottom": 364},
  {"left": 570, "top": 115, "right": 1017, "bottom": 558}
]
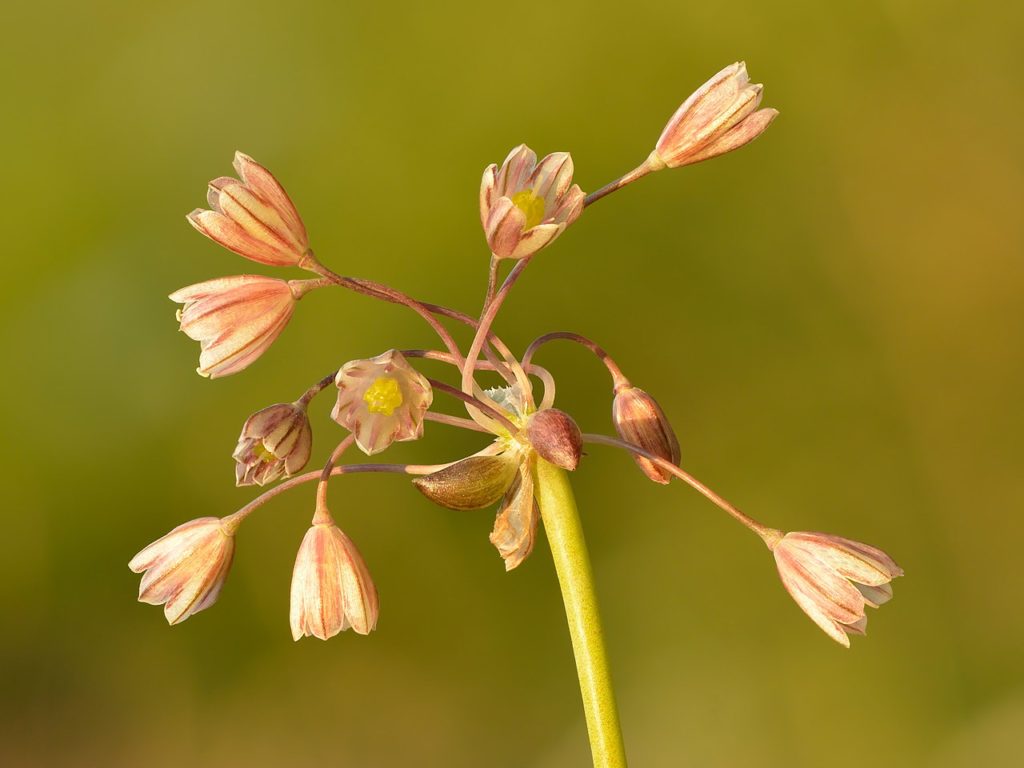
[
  {"left": 233, "top": 401, "right": 312, "bottom": 486},
  {"left": 129, "top": 517, "right": 236, "bottom": 625},
  {"left": 332, "top": 349, "right": 433, "bottom": 455},
  {"left": 490, "top": 463, "right": 539, "bottom": 571},
  {"left": 652, "top": 62, "right": 778, "bottom": 169},
  {"left": 169, "top": 275, "right": 298, "bottom": 378},
  {"left": 413, "top": 453, "right": 519, "bottom": 511},
  {"left": 290, "top": 518, "right": 379, "bottom": 640},
  {"left": 612, "top": 386, "right": 680, "bottom": 484},
  {"left": 187, "top": 151, "right": 313, "bottom": 268},
  {"left": 526, "top": 408, "right": 583, "bottom": 471},
  {"left": 770, "top": 531, "right": 904, "bottom": 647}
]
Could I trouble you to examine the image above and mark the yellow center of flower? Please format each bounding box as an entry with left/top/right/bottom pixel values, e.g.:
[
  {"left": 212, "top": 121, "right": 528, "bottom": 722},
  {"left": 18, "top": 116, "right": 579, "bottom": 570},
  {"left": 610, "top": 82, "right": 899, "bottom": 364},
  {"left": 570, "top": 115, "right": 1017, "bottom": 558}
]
[
  {"left": 255, "top": 441, "right": 278, "bottom": 462},
  {"left": 511, "top": 189, "right": 546, "bottom": 230},
  {"left": 363, "top": 376, "right": 404, "bottom": 416}
]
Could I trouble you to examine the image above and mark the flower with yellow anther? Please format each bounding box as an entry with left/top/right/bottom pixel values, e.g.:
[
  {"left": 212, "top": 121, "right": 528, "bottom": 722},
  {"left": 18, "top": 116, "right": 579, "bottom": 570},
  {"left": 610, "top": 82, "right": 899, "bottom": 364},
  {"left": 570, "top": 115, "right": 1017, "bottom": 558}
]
[
  {"left": 331, "top": 349, "right": 433, "bottom": 455},
  {"left": 479, "top": 144, "right": 585, "bottom": 260}
]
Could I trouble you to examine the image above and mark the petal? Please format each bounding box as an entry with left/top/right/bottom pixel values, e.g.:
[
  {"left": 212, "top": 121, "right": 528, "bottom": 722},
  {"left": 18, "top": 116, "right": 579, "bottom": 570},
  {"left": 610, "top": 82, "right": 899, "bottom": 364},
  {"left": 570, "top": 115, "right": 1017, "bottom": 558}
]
[
  {"left": 495, "top": 144, "right": 537, "bottom": 197},
  {"left": 187, "top": 210, "right": 298, "bottom": 266},
  {"left": 479, "top": 164, "right": 498, "bottom": 227},
  {"left": 489, "top": 465, "right": 539, "bottom": 571},
  {"left": 485, "top": 197, "right": 527, "bottom": 258},
  {"left": 233, "top": 152, "right": 309, "bottom": 248},
  {"left": 212, "top": 180, "right": 306, "bottom": 255},
  {"left": 682, "top": 108, "right": 778, "bottom": 166},
  {"left": 508, "top": 223, "right": 561, "bottom": 260},
  {"left": 787, "top": 532, "right": 902, "bottom": 586},
  {"left": 529, "top": 152, "right": 574, "bottom": 207}
]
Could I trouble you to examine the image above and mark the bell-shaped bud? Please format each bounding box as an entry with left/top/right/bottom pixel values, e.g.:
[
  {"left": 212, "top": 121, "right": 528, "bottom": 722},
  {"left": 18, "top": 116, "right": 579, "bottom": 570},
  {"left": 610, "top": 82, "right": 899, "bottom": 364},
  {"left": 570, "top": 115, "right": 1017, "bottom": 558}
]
[
  {"left": 129, "top": 517, "right": 236, "bottom": 625},
  {"left": 413, "top": 452, "right": 519, "bottom": 511},
  {"left": 612, "top": 386, "right": 681, "bottom": 484},
  {"left": 290, "top": 519, "right": 379, "bottom": 640},
  {"left": 233, "top": 401, "right": 312, "bottom": 486},
  {"left": 770, "top": 531, "right": 903, "bottom": 647},
  {"left": 489, "top": 464, "right": 539, "bottom": 571},
  {"left": 526, "top": 408, "right": 583, "bottom": 471}
]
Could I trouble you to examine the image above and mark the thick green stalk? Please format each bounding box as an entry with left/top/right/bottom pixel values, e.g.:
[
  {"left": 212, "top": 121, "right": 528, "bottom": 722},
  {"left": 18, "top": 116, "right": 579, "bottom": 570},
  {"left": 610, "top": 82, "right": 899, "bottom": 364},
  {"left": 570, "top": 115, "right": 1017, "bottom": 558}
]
[{"left": 533, "top": 458, "right": 628, "bottom": 768}]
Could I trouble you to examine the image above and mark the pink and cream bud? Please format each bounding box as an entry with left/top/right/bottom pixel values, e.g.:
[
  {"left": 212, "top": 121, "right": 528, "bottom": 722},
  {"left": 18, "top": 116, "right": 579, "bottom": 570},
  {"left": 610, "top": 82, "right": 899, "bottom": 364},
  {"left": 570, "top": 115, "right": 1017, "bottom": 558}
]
[
  {"left": 170, "top": 275, "right": 300, "bottom": 378},
  {"left": 479, "top": 144, "right": 586, "bottom": 260},
  {"left": 612, "top": 386, "right": 681, "bottom": 484},
  {"left": 770, "top": 531, "right": 904, "bottom": 647},
  {"left": 332, "top": 349, "right": 433, "bottom": 455},
  {"left": 233, "top": 401, "right": 312, "bottom": 486},
  {"left": 290, "top": 520, "right": 379, "bottom": 640},
  {"left": 129, "top": 517, "right": 236, "bottom": 625},
  {"left": 653, "top": 62, "right": 778, "bottom": 169},
  {"left": 187, "top": 152, "right": 314, "bottom": 268}
]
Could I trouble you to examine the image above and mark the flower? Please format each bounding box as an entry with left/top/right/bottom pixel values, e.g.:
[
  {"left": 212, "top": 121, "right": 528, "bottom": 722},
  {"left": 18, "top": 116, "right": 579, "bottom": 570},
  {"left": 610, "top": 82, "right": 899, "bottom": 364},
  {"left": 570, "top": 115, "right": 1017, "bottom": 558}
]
[
  {"left": 290, "top": 520, "right": 379, "bottom": 640},
  {"left": 770, "top": 531, "right": 904, "bottom": 647},
  {"left": 129, "top": 517, "right": 236, "bottom": 625},
  {"left": 479, "top": 144, "right": 585, "bottom": 260},
  {"left": 187, "top": 151, "right": 313, "bottom": 268},
  {"left": 233, "top": 401, "right": 312, "bottom": 486},
  {"left": 332, "top": 349, "right": 433, "bottom": 455},
  {"left": 652, "top": 62, "right": 778, "bottom": 169},
  {"left": 170, "top": 275, "right": 298, "bottom": 378},
  {"left": 612, "top": 386, "right": 680, "bottom": 484}
]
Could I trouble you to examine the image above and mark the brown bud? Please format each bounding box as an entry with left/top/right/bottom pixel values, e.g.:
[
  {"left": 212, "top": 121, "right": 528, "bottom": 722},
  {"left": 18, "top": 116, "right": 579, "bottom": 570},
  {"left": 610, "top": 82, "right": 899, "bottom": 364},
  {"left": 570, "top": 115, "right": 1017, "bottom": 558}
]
[
  {"left": 612, "top": 386, "right": 680, "bottom": 484},
  {"left": 526, "top": 408, "right": 583, "bottom": 471},
  {"left": 413, "top": 454, "right": 519, "bottom": 511}
]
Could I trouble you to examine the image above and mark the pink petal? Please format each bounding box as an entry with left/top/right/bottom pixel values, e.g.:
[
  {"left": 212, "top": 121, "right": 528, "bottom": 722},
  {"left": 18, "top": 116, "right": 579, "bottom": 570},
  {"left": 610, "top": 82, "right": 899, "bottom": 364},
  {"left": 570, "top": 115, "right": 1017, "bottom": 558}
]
[
  {"left": 233, "top": 152, "right": 308, "bottom": 248},
  {"left": 485, "top": 197, "right": 526, "bottom": 258}
]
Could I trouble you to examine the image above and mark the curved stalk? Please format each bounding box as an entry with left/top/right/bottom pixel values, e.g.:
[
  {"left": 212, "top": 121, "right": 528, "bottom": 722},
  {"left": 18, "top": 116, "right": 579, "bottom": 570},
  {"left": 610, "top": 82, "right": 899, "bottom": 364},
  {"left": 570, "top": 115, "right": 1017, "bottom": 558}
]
[{"left": 533, "top": 458, "right": 627, "bottom": 768}]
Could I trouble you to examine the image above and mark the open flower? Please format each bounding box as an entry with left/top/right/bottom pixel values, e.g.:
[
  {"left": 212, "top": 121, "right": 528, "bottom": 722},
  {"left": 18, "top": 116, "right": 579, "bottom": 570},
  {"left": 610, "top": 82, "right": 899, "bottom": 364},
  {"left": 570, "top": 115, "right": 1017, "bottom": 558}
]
[
  {"left": 653, "top": 62, "right": 778, "bottom": 169},
  {"left": 290, "top": 519, "right": 379, "bottom": 640},
  {"left": 129, "top": 517, "right": 236, "bottom": 625},
  {"left": 332, "top": 349, "right": 433, "bottom": 455},
  {"left": 770, "top": 531, "right": 903, "bottom": 647},
  {"left": 233, "top": 401, "right": 312, "bottom": 486},
  {"left": 170, "top": 275, "right": 298, "bottom": 378},
  {"left": 479, "top": 144, "right": 585, "bottom": 260},
  {"left": 188, "top": 152, "right": 313, "bottom": 268}
]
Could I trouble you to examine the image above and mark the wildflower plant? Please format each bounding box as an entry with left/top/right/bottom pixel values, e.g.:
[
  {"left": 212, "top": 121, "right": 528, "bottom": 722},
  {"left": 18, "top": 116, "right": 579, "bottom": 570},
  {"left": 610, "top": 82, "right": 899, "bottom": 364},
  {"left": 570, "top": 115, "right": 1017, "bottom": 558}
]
[{"left": 130, "top": 62, "right": 903, "bottom": 766}]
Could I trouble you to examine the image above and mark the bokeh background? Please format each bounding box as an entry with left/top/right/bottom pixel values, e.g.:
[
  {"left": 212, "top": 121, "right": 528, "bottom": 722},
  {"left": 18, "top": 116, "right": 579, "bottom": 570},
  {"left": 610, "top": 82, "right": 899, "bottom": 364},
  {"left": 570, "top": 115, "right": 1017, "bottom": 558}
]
[{"left": 3, "top": 1, "right": 1022, "bottom": 765}]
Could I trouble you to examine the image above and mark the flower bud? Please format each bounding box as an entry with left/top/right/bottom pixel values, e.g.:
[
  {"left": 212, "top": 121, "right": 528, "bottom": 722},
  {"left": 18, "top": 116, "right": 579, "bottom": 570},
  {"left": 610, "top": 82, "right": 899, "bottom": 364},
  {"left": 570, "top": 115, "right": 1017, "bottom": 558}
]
[
  {"left": 188, "top": 151, "right": 313, "bottom": 268},
  {"left": 526, "top": 408, "right": 583, "bottom": 471},
  {"left": 332, "top": 350, "right": 433, "bottom": 455},
  {"left": 290, "top": 519, "right": 379, "bottom": 640},
  {"left": 129, "top": 517, "right": 236, "bottom": 625},
  {"left": 233, "top": 401, "right": 312, "bottom": 486},
  {"left": 489, "top": 466, "right": 539, "bottom": 571},
  {"left": 170, "top": 275, "right": 298, "bottom": 378},
  {"left": 413, "top": 453, "right": 519, "bottom": 511},
  {"left": 770, "top": 531, "right": 903, "bottom": 647},
  {"left": 653, "top": 62, "right": 778, "bottom": 169},
  {"left": 480, "top": 145, "right": 585, "bottom": 260},
  {"left": 612, "top": 386, "right": 680, "bottom": 484}
]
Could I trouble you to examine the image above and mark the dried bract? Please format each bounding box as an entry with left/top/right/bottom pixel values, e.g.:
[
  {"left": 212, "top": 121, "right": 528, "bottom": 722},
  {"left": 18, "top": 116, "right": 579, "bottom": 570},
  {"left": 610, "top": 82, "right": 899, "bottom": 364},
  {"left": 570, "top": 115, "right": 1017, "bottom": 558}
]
[
  {"left": 490, "top": 463, "right": 539, "bottom": 571},
  {"left": 129, "top": 517, "right": 235, "bottom": 625},
  {"left": 413, "top": 453, "right": 520, "bottom": 511},
  {"left": 480, "top": 145, "right": 585, "bottom": 260}
]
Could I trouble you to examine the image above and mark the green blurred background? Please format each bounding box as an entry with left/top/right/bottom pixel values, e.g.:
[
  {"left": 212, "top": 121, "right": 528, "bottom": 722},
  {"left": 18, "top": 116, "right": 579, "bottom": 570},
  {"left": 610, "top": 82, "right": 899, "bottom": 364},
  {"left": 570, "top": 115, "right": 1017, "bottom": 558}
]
[{"left": 3, "top": 1, "right": 1022, "bottom": 765}]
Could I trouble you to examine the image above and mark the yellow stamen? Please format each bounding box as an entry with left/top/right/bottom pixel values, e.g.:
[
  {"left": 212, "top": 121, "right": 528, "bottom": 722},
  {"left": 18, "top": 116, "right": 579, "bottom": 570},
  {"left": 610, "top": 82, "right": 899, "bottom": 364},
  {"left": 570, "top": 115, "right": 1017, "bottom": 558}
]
[
  {"left": 363, "top": 376, "right": 404, "bottom": 416},
  {"left": 511, "top": 189, "right": 546, "bottom": 230}
]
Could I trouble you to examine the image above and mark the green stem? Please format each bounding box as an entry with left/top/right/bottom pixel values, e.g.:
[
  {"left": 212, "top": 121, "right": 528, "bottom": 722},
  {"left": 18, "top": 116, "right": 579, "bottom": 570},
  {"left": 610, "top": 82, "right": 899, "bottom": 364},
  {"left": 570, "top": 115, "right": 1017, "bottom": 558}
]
[{"left": 533, "top": 458, "right": 628, "bottom": 768}]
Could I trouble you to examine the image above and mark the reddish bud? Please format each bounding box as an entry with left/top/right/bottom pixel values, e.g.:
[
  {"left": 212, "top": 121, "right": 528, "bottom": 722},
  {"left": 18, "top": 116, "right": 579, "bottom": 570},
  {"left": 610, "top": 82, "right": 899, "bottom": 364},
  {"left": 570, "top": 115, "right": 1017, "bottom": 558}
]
[
  {"left": 526, "top": 408, "right": 583, "bottom": 471},
  {"left": 612, "top": 387, "right": 680, "bottom": 484}
]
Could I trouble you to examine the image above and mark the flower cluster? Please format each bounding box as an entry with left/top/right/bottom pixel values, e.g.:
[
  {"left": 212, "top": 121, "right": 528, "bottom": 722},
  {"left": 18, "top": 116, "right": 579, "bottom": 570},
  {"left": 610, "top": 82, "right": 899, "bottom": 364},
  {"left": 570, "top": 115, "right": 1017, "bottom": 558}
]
[{"left": 132, "top": 62, "right": 901, "bottom": 661}]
